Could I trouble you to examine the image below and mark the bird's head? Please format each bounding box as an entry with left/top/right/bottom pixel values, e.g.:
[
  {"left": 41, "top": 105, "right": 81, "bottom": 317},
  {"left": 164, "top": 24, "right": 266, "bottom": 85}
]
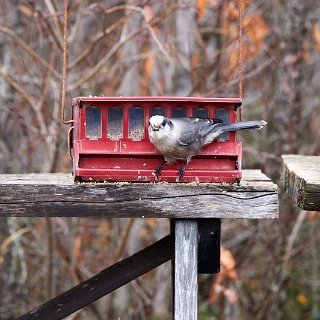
[{"left": 148, "top": 115, "right": 172, "bottom": 132}]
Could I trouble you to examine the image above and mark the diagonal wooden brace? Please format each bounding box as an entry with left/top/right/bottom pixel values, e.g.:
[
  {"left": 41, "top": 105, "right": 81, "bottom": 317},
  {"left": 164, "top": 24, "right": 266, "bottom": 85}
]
[{"left": 17, "top": 234, "right": 174, "bottom": 320}]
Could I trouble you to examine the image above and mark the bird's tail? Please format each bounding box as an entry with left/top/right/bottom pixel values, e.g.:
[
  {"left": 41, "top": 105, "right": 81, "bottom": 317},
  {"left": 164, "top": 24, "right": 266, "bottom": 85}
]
[
  {"left": 201, "top": 120, "right": 267, "bottom": 146},
  {"left": 220, "top": 120, "right": 267, "bottom": 132}
]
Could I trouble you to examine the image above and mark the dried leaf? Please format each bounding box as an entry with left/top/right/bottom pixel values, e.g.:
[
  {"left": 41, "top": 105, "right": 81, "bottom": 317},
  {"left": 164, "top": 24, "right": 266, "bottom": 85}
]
[
  {"left": 34, "top": 222, "right": 43, "bottom": 236},
  {"left": 138, "top": 227, "right": 149, "bottom": 238},
  {"left": 144, "top": 6, "right": 153, "bottom": 23},
  {"left": 296, "top": 294, "right": 308, "bottom": 305},
  {"left": 244, "top": 13, "right": 270, "bottom": 56},
  {"left": 74, "top": 235, "right": 82, "bottom": 263},
  {"left": 225, "top": 42, "right": 251, "bottom": 80},
  {"left": 228, "top": 2, "right": 238, "bottom": 21},
  {"left": 56, "top": 239, "right": 69, "bottom": 262},
  {"left": 144, "top": 55, "right": 155, "bottom": 79},
  {"left": 227, "top": 48, "right": 240, "bottom": 77},
  {"left": 220, "top": 2, "right": 231, "bottom": 35},
  {"left": 19, "top": 4, "right": 33, "bottom": 17},
  {"left": 97, "top": 221, "right": 112, "bottom": 233},
  {"left": 196, "top": 0, "right": 207, "bottom": 22},
  {"left": 209, "top": 247, "right": 238, "bottom": 304},
  {"left": 312, "top": 21, "right": 320, "bottom": 51},
  {"left": 192, "top": 52, "right": 201, "bottom": 69},
  {"left": 302, "top": 40, "right": 310, "bottom": 61},
  {"left": 221, "top": 246, "right": 237, "bottom": 279},
  {"left": 308, "top": 210, "right": 317, "bottom": 221},
  {"left": 221, "top": 246, "right": 236, "bottom": 269},
  {"left": 209, "top": 0, "right": 218, "bottom": 10},
  {"left": 145, "top": 218, "right": 157, "bottom": 230}
]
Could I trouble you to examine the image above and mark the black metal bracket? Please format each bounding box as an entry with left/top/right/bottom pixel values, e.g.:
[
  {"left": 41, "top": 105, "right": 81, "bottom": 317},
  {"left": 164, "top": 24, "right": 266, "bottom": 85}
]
[{"left": 198, "top": 218, "right": 221, "bottom": 274}]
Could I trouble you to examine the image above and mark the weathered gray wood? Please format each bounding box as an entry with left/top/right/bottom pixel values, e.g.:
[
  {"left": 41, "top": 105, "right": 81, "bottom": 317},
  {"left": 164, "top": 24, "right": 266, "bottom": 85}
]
[
  {"left": 17, "top": 234, "right": 174, "bottom": 320},
  {"left": 174, "top": 220, "right": 198, "bottom": 320},
  {"left": 282, "top": 155, "right": 320, "bottom": 211},
  {"left": 0, "top": 170, "right": 278, "bottom": 219}
]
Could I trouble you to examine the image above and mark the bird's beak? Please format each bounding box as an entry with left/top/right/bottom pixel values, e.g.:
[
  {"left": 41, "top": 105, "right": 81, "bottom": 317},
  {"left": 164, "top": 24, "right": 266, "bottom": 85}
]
[{"left": 151, "top": 125, "right": 160, "bottom": 131}]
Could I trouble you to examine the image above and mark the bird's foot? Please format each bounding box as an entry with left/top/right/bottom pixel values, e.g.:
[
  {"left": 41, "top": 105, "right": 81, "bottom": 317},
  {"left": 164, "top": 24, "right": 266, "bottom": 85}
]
[
  {"left": 178, "top": 165, "right": 186, "bottom": 180},
  {"left": 155, "top": 165, "right": 162, "bottom": 178}
]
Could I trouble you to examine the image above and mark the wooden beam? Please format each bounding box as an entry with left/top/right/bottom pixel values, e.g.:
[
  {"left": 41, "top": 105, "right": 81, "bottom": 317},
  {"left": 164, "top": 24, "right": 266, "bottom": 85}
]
[
  {"left": 282, "top": 155, "right": 320, "bottom": 211},
  {"left": 174, "top": 220, "right": 198, "bottom": 320},
  {"left": 16, "top": 234, "right": 174, "bottom": 320},
  {"left": 0, "top": 170, "right": 278, "bottom": 219}
]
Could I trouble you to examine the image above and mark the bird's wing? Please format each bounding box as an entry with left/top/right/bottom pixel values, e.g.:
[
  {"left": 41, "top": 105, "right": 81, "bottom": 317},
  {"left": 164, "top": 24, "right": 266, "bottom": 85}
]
[
  {"left": 173, "top": 118, "right": 223, "bottom": 146},
  {"left": 169, "top": 118, "right": 199, "bottom": 146},
  {"left": 197, "top": 118, "right": 223, "bottom": 138}
]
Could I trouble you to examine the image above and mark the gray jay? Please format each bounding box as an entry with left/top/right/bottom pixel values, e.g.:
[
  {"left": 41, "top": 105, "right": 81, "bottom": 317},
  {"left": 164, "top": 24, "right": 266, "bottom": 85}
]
[{"left": 148, "top": 115, "right": 267, "bottom": 180}]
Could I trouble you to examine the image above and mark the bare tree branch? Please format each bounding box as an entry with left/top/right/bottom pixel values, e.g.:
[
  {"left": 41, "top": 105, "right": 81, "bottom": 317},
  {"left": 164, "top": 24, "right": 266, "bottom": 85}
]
[
  {"left": 0, "top": 26, "right": 60, "bottom": 79},
  {"left": 68, "top": 3, "right": 179, "bottom": 92}
]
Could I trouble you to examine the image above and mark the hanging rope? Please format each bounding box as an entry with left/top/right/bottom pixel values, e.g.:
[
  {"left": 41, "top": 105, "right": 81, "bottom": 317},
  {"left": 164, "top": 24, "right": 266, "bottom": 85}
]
[
  {"left": 61, "top": 0, "right": 74, "bottom": 161},
  {"left": 61, "top": 0, "right": 73, "bottom": 124},
  {"left": 238, "top": 0, "right": 243, "bottom": 121}
]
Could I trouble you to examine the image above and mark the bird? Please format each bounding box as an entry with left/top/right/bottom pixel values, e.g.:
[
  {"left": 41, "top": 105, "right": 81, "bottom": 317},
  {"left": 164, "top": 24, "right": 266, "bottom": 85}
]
[{"left": 148, "top": 115, "right": 267, "bottom": 180}]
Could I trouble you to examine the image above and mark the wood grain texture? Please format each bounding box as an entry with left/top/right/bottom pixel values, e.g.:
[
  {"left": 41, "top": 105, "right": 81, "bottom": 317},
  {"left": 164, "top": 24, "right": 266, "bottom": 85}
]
[
  {"left": 0, "top": 170, "right": 278, "bottom": 218},
  {"left": 174, "top": 220, "right": 198, "bottom": 320},
  {"left": 282, "top": 155, "right": 320, "bottom": 211}
]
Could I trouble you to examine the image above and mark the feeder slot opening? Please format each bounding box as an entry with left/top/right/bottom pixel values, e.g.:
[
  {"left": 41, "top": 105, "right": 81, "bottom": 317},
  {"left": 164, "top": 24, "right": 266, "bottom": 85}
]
[
  {"left": 129, "top": 107, "right": 145, "bottom": 141},
  {"left": 193, "top": 107, "right": 208, "bottom": 118},
  {"left": 107, "top": 107, "right": 123, "bottom": 140},
  {"left": 172, "top": 106, "right": 187, "bottom": 118},
  {"left": 151, "top": 106, "right": 166, "bottom": 117},
  {"left": 86, "top": 106, "right": 102, "bottom": 140},
  {"left": 215, "top": 108, "right": 230, "bottom": 141}
]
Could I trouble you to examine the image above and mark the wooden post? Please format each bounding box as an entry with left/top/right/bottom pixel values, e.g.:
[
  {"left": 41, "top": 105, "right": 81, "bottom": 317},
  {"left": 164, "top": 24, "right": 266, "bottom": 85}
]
[{"left": 174, "top": 220, "right": 198, "bottom": 320}]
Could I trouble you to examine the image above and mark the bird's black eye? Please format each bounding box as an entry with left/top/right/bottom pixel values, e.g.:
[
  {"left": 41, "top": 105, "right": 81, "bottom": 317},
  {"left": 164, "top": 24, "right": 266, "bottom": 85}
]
[{"left": 162, "top": 120, "right": 166, "bottom": 126}]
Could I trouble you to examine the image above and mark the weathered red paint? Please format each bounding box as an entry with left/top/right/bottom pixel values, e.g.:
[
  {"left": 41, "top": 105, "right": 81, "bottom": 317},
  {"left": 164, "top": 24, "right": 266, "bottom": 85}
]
[{"left": 70, "top": 96, "right": 242, "bottom": 183}]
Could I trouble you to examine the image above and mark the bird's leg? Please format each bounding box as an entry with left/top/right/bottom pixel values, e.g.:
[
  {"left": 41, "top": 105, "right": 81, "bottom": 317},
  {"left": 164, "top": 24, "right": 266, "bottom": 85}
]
[
  {"left": 155, "top": 161, "right": 166, "bottom": 180},
  {"left": 178, "top": 161, "right": 188, "bottom": 180}
]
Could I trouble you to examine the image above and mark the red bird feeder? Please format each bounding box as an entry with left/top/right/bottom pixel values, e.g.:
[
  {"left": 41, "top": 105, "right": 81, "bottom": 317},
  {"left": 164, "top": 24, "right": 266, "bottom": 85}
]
[{"left": 69, "top": 96, "right": 242, "bottom": 183}]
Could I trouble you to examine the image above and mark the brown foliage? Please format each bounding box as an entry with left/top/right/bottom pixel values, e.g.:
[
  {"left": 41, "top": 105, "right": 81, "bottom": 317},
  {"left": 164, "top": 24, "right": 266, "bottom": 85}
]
[{"left": 1, "top": 0, "right": 320, "bottom": 319}]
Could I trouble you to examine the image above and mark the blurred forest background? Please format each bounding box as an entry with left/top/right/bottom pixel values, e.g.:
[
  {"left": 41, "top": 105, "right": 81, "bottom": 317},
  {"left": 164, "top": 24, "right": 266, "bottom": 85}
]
[{"left": 1, "top": 0, "right": 320, "bottom": 319}]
